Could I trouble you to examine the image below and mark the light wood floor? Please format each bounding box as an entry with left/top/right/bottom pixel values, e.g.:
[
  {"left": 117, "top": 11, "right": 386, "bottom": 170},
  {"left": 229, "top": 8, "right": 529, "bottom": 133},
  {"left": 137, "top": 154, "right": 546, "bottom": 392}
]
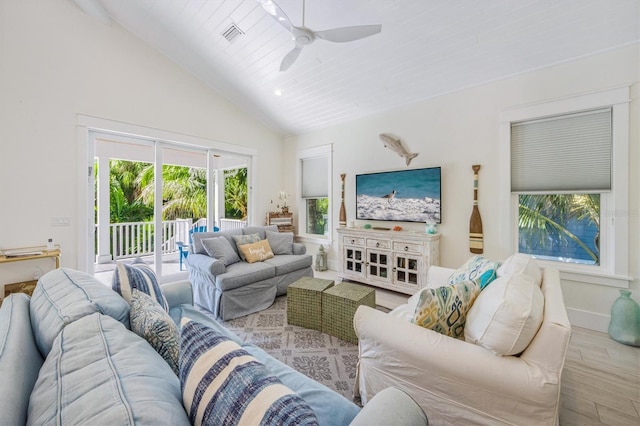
[{"left": 559, "top": 326, "right": 639, "bottom": 425}]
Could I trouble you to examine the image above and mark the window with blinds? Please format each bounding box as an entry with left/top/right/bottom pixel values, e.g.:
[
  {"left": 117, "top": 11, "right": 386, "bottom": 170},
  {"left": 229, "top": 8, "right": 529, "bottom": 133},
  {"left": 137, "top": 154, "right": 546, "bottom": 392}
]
[
  {"left": 301, "top": 156, "right": 328, "bottom": 198},
  {"left": 510, "top": 108, "right": 612, "bottom": 193},
  {"left": 298, "top": 147, "right": 332, "bottom": 238},
  {"left": 510, "top": 108, "right": 613, "bottom": 266}
]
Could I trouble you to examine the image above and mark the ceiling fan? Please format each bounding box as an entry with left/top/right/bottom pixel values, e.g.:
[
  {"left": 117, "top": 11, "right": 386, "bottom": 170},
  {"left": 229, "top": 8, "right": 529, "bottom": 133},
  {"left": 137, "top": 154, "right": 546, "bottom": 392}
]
[{"left": 258, "top": 0, "right": 382, "bottom": 71}]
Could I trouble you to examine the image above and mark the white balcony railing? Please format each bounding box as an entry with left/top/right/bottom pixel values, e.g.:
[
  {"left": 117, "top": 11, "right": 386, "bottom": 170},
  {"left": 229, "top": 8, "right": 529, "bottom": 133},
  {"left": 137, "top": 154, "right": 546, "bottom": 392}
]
[{"left": 104, "top": 218, "right": 247, "bottom": 260}]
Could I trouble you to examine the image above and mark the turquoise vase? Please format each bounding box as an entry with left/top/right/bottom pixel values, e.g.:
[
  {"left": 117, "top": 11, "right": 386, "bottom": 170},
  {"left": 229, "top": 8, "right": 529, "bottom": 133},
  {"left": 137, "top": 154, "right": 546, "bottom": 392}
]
[{"left": 608, "top": 290, "right": 640, "bottom": 347}]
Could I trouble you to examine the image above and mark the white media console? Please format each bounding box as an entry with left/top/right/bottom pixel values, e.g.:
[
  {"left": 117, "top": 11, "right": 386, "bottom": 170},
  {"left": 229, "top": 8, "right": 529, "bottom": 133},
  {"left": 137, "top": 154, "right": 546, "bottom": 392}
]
[{"left": 337, "top": 227, "right": 440, "bottom": 295}]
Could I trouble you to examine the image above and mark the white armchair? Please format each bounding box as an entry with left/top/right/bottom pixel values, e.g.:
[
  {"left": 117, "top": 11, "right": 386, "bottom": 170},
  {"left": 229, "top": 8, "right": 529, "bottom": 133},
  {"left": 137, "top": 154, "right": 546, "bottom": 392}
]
[{"left": 353, "top": 265, "right": 571, "bottom": 425}]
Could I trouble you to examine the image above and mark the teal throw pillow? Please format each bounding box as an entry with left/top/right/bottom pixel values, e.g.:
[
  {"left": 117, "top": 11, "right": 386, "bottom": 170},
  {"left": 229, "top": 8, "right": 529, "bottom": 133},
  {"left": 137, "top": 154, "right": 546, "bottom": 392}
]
[
  {"left": 179, "top": 318, "right": 319, "bottom": 426},
  {"left": 447, "top": 255, "right": 499, "bottom": 290}
]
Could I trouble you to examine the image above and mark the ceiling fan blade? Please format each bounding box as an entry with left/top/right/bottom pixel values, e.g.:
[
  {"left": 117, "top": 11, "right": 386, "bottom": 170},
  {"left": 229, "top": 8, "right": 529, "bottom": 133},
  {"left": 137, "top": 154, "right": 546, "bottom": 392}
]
[
  {"left": 315, "top": 24, "right": 382, "bottom": 43},
  {"left": 257, "top": 0, "right": 293, "bottom": 32},
  {"left": 280, "top": 46, "right": 303, "bottom": 71}
]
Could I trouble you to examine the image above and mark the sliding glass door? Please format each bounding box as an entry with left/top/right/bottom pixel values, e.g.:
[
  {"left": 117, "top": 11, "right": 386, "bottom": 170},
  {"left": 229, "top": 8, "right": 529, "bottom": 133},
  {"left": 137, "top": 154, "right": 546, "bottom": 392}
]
[{"left": 88, "top": 130, "right": 252, "bottom": 283}]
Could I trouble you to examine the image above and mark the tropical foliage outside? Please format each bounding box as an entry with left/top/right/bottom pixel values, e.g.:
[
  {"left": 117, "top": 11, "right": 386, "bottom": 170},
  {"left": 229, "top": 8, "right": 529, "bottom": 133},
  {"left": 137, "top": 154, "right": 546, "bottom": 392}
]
[
  {"left": 306, "top": 198, "right": 329, "bottom": 235},
  {"left": 105, "top": 160, "right": 247, "bottom": 223},
  {"left": 98, "top": 160, "right": 248, "bottom": 256},
  {"left": 518, "top": 194, "right": 600, "bottom": 265}
]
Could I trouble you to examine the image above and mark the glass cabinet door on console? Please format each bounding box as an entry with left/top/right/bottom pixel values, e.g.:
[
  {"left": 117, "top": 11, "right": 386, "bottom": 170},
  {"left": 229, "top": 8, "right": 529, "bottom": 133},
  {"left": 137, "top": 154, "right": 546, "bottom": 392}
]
[
  {"left": 367, "top": 249, "right": 391, "bottom": 283},
  {"left": 344, "top": 246, "right": 365, "bottom": 279},
  {"left": 393, "top": 253, "right": 421, "bottom": 290}
]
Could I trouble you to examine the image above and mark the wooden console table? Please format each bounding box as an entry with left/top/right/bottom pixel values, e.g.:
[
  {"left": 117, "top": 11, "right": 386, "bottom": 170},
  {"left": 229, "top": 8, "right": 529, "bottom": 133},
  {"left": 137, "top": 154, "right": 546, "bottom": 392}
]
[
  {"left": 337, "top": 228, "right": 439, "bottom": 295},
  {"left": 0, "top": 245, "right": 61, "bottom": 301},
  {"left": 266, "top": 212, "right": 294, "bottom": 233}
]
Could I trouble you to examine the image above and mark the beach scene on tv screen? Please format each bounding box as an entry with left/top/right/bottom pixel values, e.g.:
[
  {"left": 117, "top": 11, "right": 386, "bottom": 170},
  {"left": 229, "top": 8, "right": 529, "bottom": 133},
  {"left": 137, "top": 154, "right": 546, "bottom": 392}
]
[{"left": 356, "top": 167, "right": 441, "bottom": 223}]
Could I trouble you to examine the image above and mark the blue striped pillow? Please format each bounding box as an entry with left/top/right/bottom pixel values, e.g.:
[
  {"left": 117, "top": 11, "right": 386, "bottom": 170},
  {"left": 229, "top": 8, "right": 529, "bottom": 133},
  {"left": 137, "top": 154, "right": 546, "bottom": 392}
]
[
  {"left": 112, "top": 262, "right": 169, "bottom": 312},
  {"left": 179, "top": 318, "right": 318, "bottom": 426}
]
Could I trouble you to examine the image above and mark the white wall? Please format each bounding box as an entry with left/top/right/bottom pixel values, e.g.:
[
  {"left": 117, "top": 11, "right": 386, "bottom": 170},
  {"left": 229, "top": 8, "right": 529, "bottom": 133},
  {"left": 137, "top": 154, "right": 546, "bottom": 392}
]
[
  {"left": 284, "top": 44, "right": 639, "bottom": 332},
  {"left": 0, "top": 0, "right": 284, "bottom": 278}
]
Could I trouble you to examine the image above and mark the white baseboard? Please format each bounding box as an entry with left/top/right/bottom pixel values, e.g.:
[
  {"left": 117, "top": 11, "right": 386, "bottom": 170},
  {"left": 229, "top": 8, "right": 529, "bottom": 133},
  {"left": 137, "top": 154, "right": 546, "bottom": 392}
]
[
  {"left": 566, "top": 307, "right": 610, "bottom": 333},
  {"left": 327, "top": 259, "right": 339, "bottom": 271}
]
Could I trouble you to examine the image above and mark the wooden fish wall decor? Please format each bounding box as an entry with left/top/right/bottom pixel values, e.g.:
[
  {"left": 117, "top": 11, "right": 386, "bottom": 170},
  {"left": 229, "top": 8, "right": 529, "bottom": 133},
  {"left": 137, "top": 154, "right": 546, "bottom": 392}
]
[{"left": 379, "top": 133, "right": 418, "bottom": 166}]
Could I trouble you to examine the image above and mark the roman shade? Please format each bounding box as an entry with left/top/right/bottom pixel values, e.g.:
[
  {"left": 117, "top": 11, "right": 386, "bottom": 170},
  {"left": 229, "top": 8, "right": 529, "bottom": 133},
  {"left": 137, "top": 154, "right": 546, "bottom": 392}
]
[
  {"left": 511, "top": 108, "right": 612, "bottom": 192},
  {"left": 301, "top": 156, "right": 328, "bottom": 198}
]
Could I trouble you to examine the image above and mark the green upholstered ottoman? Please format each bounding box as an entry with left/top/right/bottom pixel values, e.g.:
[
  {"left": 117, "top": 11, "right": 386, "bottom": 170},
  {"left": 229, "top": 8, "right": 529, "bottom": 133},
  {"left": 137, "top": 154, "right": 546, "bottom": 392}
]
[
  {"left": 322, "top": 283, "right": 376, "bottom": 344},
  {"left": 287, "top": 277, "right": 334, "bottom": 331}
]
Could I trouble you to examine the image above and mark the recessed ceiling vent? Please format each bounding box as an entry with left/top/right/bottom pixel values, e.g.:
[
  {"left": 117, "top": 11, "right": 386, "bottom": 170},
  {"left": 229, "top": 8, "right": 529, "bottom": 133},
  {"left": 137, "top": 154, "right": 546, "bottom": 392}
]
[{"left": 222, "top": 23, "right": 244, "bottom": 43}]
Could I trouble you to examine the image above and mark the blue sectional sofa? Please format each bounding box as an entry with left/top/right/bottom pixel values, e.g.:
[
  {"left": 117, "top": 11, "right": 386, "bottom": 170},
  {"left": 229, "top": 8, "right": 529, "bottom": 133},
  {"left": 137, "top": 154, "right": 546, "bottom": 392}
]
[{"left": 0, "top": 268, "right": 427, "bottom": 425}]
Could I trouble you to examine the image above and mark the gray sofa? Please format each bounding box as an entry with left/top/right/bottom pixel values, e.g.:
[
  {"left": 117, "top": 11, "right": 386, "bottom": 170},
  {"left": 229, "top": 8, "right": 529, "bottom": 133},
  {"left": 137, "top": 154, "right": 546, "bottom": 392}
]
[
  {"left": 0, "top": 268, "right": 428, "bottom": 425},
  {"left": 187, "top": 225, "right": 314, "bottom": 320}
]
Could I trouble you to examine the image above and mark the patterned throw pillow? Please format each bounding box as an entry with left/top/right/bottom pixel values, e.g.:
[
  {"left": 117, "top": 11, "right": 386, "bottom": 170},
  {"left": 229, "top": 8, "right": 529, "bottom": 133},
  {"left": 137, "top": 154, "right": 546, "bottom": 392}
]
[
  {"left": 112, "top": 261, "right": 169, "bottom": 312},
  {"left": 447, "top": 255, "right": 500, "bottom": 290},
  {"left": 179, "top": 318, "right": 319, "bottom": 426},
  {"left": 201, "top": 236, "right": 241, "bottom": 266},
  {"left": 232, "top": 233, "right": 261, "bottom": 261},
  {"left": 130, "top": 289, "right": 180, "bottom": 375},
  {"left": 238, "top": 239, "right": 275, "bottom": 263},
  {"left": 413, "top": 280, "right": 480, "bottom": 338}
]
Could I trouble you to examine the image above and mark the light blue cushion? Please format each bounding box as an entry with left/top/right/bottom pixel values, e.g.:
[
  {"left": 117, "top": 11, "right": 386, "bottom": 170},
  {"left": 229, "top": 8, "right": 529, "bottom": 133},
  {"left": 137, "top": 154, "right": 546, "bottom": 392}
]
[
  {"left": 266, "top": 230, "right": 294, "bottom": 255},
  {"left": 242, "top": 225, "right": 278, "bottom": 239},
  {"left": 130, "top": 289, "right": 180, "bottom": 375},
  {"left": 0, "top": 294, "right": 44, "bottom": 425},
  {"left": 201, "top": 236, "right": 241, "bottom": 266},
  {"left": 170, "top": 304, "right": 244, "bottom": 344},
  {"left": 28, "top": 313, "right": 189, "bottom": 425},
  {"left": 112, "top": 262, "right": 169, "bottom": 311},
  {"left": 192, "top": 229, "right": 243, "bottom": 255},
  {"left": 30, "top": 268, "right": 130, "bottom": 357},
  {"left": 264, "top": 254, "right": 313, "bottom": 275},
  {"left": 215, "top": 261, "right": 276, "bottom": 291},
  {"left": 179, "top": 318, "right": 318, "bottom": 426}
]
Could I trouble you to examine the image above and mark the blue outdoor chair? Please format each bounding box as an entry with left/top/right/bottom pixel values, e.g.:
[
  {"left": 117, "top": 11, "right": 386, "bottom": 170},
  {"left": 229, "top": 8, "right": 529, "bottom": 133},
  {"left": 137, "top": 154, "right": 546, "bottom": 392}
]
[{"left": 177, "top": 226, "right": 218, "bottom": 271}]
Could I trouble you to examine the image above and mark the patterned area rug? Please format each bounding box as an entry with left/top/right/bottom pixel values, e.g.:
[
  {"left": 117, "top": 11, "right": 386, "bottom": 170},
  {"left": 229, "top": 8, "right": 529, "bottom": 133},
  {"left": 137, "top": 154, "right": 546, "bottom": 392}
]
[{"left": 219, "top": 295, "right": 360, "bottom": 401}]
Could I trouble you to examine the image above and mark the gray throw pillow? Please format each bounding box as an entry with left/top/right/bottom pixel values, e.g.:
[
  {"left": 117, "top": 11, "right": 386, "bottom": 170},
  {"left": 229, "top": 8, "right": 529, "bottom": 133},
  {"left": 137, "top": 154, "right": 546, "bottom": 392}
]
[
  {"left": 232, "top": 233, "right": 261, "bottom": 261},
  {"left": 265, "top": 230, "right": 293, "bottom": 255},
  {"left": 201, "top": 237, "right": 241, "bottom": 266}
]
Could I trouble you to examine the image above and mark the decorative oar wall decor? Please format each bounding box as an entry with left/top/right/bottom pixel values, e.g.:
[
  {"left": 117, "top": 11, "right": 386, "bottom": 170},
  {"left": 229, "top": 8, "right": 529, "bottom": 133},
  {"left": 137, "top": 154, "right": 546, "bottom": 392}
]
[
  {"left": 469, "top": 164, "right": 484, "bottom": 254},
  {"left": 339, "top": 173, "right": 347, "bottom": 227}
]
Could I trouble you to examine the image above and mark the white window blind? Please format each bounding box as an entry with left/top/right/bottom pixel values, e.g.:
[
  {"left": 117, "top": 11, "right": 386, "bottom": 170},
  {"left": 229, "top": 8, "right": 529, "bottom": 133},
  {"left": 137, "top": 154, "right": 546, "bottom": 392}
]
[
  {"left": 511, "top": 108, "right": 611, "bottom": 192},
  {"left": 301, "top": 156, "right": 328, "bottom": 198}
]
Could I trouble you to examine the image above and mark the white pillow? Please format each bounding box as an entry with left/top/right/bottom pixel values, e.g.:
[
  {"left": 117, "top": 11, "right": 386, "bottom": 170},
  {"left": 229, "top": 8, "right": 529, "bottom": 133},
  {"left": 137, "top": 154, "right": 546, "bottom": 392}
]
[
  {"left": 497, "top": 253, "right": 542, "bottom": 287},
  {"left": 464, "top": 273, "right": 544, "bottom": 356}
]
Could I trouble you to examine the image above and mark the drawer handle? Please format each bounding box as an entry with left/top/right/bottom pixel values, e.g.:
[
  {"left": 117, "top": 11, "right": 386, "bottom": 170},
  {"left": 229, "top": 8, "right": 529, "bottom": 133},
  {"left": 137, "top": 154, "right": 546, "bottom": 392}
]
[
  {"left": 376, "top": 242, "right": 380, "bottom": 247},
  {"left": 351, "top": 239, "right": 355, "bottom": 244},
  {"left": 404, "top": 246, "right": 409, "bottom": 251}
]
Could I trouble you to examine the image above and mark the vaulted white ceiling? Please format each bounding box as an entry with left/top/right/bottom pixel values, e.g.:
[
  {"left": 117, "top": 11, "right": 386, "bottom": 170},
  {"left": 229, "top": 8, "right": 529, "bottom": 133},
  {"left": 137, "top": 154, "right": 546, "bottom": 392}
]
[{"left": 77, "top": 0, "right": 639, "bottom": 136}]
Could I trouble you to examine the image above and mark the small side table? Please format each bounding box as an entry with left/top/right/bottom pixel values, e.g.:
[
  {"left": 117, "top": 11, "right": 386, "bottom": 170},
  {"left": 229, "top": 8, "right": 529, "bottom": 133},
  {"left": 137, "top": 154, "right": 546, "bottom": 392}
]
[
  {"left": 287, "top": 277, "right": 334, "bottom": 331},
  {"left": 322, "top": 282, "right": 376, "bottom": 344}
]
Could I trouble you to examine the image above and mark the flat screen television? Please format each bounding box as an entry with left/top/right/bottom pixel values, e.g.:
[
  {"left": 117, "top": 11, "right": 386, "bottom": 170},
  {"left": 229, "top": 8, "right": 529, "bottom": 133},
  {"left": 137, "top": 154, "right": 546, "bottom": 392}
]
[{"left": 355, "top": 167, "right": 441, "bottom": 223}]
